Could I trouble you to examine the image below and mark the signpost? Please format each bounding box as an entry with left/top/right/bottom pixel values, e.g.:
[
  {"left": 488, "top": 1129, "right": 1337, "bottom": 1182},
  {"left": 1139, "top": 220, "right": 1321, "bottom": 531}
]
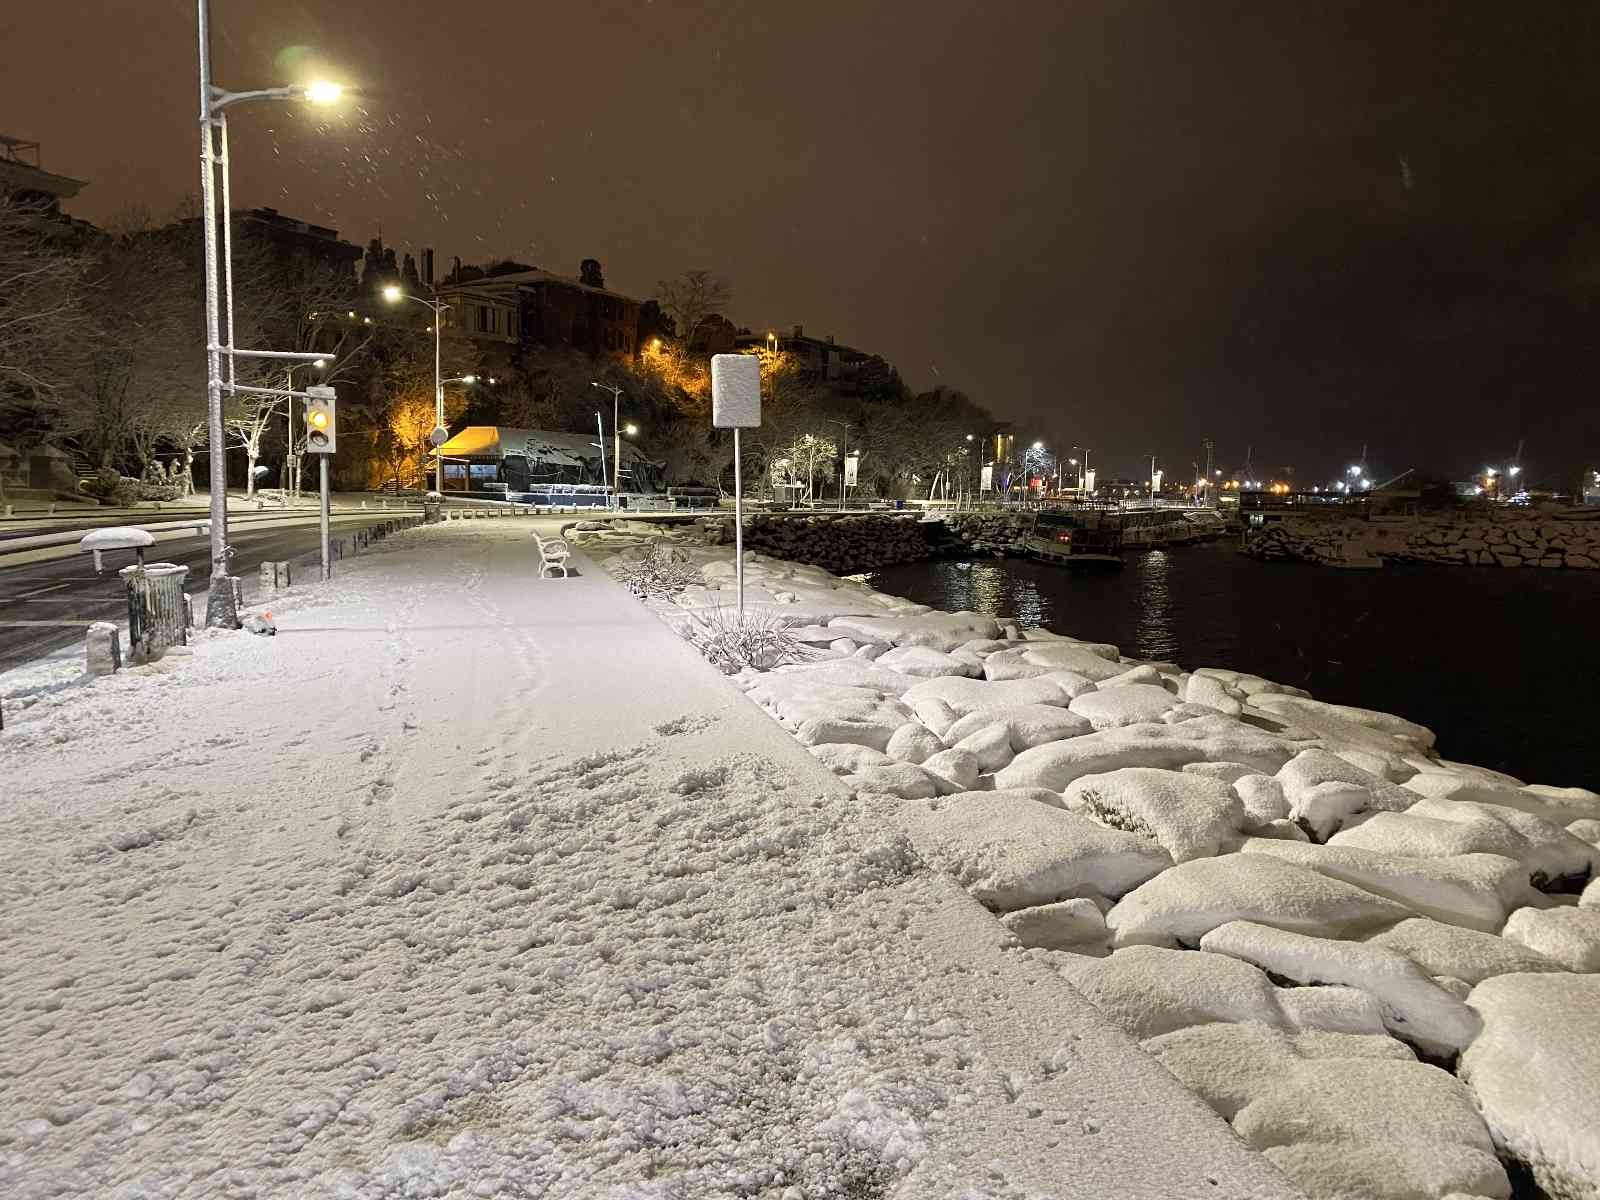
[
  {"left": 304, "top": 385, "right": 337, "bottom": 579},
  {"left": 710, "top": 355, "right": 761, "bottom": 613}
]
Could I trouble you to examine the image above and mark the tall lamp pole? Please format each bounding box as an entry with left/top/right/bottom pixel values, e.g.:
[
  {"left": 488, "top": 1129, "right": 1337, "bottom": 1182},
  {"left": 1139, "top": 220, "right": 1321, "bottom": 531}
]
[
  {"left": 382, "top": 285, "right": 451, "bottom": 493},
  {"left": 591, "top": 382, "right": 624, "bottom": 508},
  {"left": 197, "top": 0, "right": 346, "bottom": 626}
]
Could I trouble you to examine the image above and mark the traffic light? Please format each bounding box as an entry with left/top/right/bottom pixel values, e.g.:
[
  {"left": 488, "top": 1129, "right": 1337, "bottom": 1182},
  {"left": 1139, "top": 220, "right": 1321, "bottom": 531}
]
[{"left": 304, "top": 385, "right": 337, "bottom": 454}]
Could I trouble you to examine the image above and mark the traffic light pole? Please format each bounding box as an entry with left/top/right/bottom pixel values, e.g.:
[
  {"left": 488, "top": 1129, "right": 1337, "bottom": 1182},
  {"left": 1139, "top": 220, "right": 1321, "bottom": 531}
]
[{"left": 319, "top": 456, "right": 331, "bottom": 580}]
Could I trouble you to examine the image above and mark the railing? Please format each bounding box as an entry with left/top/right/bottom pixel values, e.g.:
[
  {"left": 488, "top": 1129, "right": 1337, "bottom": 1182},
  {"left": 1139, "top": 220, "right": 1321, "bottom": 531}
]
[{"left": 119, "top": 562, "right": 191, "bottom": 662}]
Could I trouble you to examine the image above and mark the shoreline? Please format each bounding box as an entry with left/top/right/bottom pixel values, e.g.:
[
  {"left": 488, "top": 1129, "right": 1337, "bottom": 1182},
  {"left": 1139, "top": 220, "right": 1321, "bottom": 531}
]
[{"left": 571, "top": 515, "right": 1600, "bottom": 1200}]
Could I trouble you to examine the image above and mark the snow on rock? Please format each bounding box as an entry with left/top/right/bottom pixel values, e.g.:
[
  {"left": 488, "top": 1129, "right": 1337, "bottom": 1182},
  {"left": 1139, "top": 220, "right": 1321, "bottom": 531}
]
[
  {"left": 900, "top": 792, "right": 1171, "bottom": 911},
  {"left": 1248, "top": 694, "right": 1438, "bottom": 752},
  {"left": 770, "top": 658, "right": 920, "bottom": 695},
  {"left": 809, "top": 743, "right": 896, "bottom": 775},
  {"left": 1500, "top": 906, "right": 1600, "bottom": 971},
  {"left": 873, "top": 644, "right": 981, "bottom": 679},
  {"left": 950, "top": 721, "right": 1015, "bottom": 772},
  {"left": 1233, "top": 1060, "right": 1509, "bottom": 1200},
  {"left": 1062, "top": 768, "right": 1244, "bottom": 863},
  {"left": 825, "top": 611, "right": 1002, "bottom": 652},
  {"left": 1199, "top": 921, "right": 1483, "bottom": 1058},
  {"left": 1364, "top": 917, "right": 1564, "bottom": 984},
  {"left": 1239, "top": 840, "right": 1534, "bottom": 933},
  {"left": 983, "top": 643, "right": 1129, "bottom": 683},
  {"left": 1515, "top": 783, "right": 1600, "bottom": 825},
  {"left": 1052, "top": 945, "right": 1286, "bottom": 1039},
  {"left": 1275, "top": 986, "right": 1389, "bottom": 1036},
  {"left": 1566, "top": 819, "right": 1600, "bottom": 850},
  {"left": 1183, "top": 760, "right": 1258, "bottom": 786},
  {"left": 1586, "top": 875, "right": 1600, "bottom": 909},
  {"left": 1400, "top": 798, "right": 1599, "bottom": 885},
  {"left": 943, "top": 704, "right": 1093, "bottom": 752},
  {"left": 1106, "top": 854, "right": 1410, "bottom": 949},
  {"left": 920, "top": 748, "right": 982, "bottom": 793},
  {"left": 1183, "top": 673, "right": 1245, "bottom": 717},
  {"left": 996, "top": 717, "right": 1295, "bottom": 792},
  {"left": 998, "top": 898, "right": 1108, "bottom": 952},
  {"left": 901, "top": 675, "right": 1071, "bottom": 717},
  {"left": 884, "top": 721, "right": 945, "bottom": 765},
  {"left": 1275, "top": 747, "right": 1419, "bottom": 839},
  {"left": 1097, "top": 664, "right": 1169, "bottom": 689},
  {"left": 904, "top": 694, "right": 960, "bottom": 739},
  {"left": 1068, "top": 683, "right": 1179, "bottom": 730},
  {"left": 1460, "top": 974, "right": 1600, "bottom": 1200},
  {"left": 844, "top": 761, "right": 943, "bottom": 800},
  {"left": 1234, "top": 775, "right": 1291, "bottom": 827}
]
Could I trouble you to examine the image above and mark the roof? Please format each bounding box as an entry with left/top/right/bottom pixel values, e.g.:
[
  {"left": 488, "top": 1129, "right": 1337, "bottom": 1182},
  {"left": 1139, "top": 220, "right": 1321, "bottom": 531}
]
[
  {"left": 436, "top": 426, "right": 650, "bottom": 466},
  {"left": 437, "top": 268, "right": 639, "bottom": 305}
]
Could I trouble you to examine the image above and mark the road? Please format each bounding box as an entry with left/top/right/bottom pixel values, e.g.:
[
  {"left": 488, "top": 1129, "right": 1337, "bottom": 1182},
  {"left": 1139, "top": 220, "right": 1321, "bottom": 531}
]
[{"left": 0, "top": 513, "right": 409, "bottom": 672}]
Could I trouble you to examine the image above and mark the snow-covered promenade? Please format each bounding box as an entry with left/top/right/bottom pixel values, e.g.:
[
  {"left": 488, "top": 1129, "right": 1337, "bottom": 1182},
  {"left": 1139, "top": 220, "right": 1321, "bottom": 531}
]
[
  {"left": 0, "top": 520, "right": 1295, "bottom": 1200},
  {"left": 568, "top": 516, "right": 1600, "bottom": 1200}
]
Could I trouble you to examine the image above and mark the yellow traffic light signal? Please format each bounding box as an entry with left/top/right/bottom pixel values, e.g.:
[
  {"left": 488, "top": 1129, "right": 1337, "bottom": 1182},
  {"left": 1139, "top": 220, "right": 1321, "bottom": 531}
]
[{"left": 304, "top": 386, "right": 337, "bottom": 454}]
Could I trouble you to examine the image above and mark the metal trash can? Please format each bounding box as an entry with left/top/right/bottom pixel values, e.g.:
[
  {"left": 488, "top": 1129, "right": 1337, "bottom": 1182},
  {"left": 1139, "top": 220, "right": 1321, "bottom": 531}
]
[
  {"left": 120, "top": 562, "right": 191, "bottom": 662},
  {"left": 423, "top": 493, "right": 443, "bottom": 524}
]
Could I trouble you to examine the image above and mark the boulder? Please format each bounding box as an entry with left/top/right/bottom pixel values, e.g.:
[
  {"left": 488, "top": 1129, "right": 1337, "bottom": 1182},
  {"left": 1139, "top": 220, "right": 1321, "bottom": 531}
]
[
  {"left": 1274, "top": 986, "right": 1388, "bottom": 1036},
  {"left": 984, "top": 643, "right": 1129, "bottom": 682},
  {"left": 1106, "top": 854, "right": 1410, "bottom": 949},
  {"left": 1461, "top": 975, "right": 1600, "bottom": 1200},
  {"left": 1234, "top": 775, "right": 1291, "bottom": 827},
  {"left": 1201, "top": 921, "right": 1482, "bottom": 1058},
  {"left": 904, "top": 695, "right": 960, "bottom": 739},
  {"left": 1250, "top": 694, "right": 1437, "bottom": 751},
  {"left": 1183, "top": 761, "right": 1258, "bottom": 786},
  {"left": 1332, "top": 800, "right": 1600, "bottom": 888},
  {"left": 842, "top": 762, "right": 941, "bottom": 800},
  {"left": 920, "top": 747, "right": 982, "bottom": 793},
  {"left": 1096, "top": 664, "right": 1167, "bottom": 689},
  {"left": 1068, "top": 684, "right": 1179, "bottom": 730},
  {"left": 1052, "top": 944, "right": 1286, "bottom": 1039},
  {"left": 769, "top": 658, "right": 919, "bottom": 695},
  {"left": 900, "top": 791, "right": 1171, "bottom": 910},
  {"left": 1239, "top": 839, "right": 1534, "bottom": 933},
  {"left": 1063, "top": 768, "right": 1244, "bottom": 863},
  {"left": 1140, "top": 1021, "right": 1297, "bottom": 1121},
  {"left": 1500, "top": 906, "right": 1600, "bottom": 971},
  {"left": 884, "top": 722, "right": 945, "bottom": 765},
  {"left": 951, "top": 721, "right": 1015, "bottom": 772},
  {"left": 808, "top": 743, "right": 894, "bottom": 776},
  {"left": 998, "top": 897, "right": 1108, "bottom": 952},
  {"left": 826, "top": 610, "right": 1002, "bottom": 652},
  {"left": 1365, "top": 917, "right": 1564, "bottom": 984},
  {"left": 995, "top": 717, "right": 1295, "bottom": 792},
  {"left": 944, "top": 704, "right": 1093, "bottom": 751},
  {"left": 874, "top": 644, "right": 981, "bottom": 679}
]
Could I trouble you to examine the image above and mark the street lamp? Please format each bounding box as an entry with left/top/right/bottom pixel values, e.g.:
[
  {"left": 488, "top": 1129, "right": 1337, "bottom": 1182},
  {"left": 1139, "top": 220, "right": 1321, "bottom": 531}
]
[
  {"left": 591, "top": 382, "right": 626, "bottom": 506},
  {"left": 383, "top": 284, "right": 451, "bottom": 493},
  {"left": 196, "top": 0, "right": 349, "bottom": 626}
]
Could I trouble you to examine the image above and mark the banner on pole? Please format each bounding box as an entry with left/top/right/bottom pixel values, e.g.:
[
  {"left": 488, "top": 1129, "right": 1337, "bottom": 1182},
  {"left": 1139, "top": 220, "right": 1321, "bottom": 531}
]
[
  {"left": 710, "top": 354, "right": 761, "bottom": 428},
  {"left": 843, "top": 452, "right": 859, "bottom": 487},
  {"left": 980, "top": 464, "right": 994, "bottom": 492},
  {"left": 1085, "top": 469, "right": 1097, "bottom": 493}
]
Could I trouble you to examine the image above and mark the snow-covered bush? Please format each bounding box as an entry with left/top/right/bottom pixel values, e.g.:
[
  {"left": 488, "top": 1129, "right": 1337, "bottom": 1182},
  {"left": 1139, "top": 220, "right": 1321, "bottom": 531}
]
[
  {"left": 613, "top": 543, "right": 702, "bottom": 597},
  {"left": 682, "top": 606, "right": 810, "bottom": 673}
]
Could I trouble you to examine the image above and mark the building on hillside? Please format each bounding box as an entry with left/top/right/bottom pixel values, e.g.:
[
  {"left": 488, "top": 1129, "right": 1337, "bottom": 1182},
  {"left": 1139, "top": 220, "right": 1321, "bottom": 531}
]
[
  {"left": 0, "top": 135, "right": 85, "bottom": 210},
  {"left": 431, "top": 426, "right": 662, "bottom": 496},
  {"left": 436, "top": 260, "right": 642, "bottom": 362},
  {"left": 239, "top": 207, "right": 363, "bottom": 271},
  {"left": 734, "top": 324, "right": 871, "bottom": 385}
]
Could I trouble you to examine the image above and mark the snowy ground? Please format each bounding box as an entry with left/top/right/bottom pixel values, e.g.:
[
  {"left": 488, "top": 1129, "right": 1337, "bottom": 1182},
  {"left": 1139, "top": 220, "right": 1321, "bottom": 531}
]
[
  {"left": 0, "top": 519, "right": 1299, "bottom": 1200},
  {"left": 571, "top": 516, "right": 1600, "bottom": 1200}
]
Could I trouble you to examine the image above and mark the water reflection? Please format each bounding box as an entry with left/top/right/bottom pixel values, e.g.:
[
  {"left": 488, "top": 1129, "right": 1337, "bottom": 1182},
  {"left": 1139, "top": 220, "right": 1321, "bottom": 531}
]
[{"left": 1130, "top": 550, "right": 1176, "bottom": 661}]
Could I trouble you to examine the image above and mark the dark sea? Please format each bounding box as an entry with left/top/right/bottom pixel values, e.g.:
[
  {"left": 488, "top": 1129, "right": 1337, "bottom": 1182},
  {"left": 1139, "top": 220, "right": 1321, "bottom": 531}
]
[{"left": 869, "top": 541, "right": 1600, "bottom": 789}]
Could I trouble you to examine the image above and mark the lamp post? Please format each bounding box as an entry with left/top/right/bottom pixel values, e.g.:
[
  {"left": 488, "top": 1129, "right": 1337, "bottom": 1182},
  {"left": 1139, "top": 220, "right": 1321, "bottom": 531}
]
[
  {"left": 196, "top": 0, "right": 346, "bottom": 626},
  {"left": 382, "top": 284, "right": 451, "bottom": 493},
  {"left": 591, "top": 382, "right": 625, "bottom": 507},
  {"left": 822, "top": 418, "right": 852, "bottom": 510}
]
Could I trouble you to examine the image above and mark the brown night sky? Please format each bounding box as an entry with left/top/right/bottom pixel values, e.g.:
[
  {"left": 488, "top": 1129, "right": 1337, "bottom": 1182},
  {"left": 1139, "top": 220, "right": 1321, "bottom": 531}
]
[{"left": 4, "top": 1, "right": 1598, "bottom": 483}]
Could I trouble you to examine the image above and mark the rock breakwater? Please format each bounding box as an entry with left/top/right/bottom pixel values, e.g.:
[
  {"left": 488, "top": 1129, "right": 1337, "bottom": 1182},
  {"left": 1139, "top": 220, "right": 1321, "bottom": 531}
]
[{"left": 1245, "top": 507, "right": 1600, "bottom": 570}]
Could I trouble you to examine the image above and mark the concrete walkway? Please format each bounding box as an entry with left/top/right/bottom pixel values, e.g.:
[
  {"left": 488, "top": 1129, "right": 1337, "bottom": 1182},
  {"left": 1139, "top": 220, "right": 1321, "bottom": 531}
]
[{"left": 0, "top": 519, "right": 1298, "bottom": 1199}]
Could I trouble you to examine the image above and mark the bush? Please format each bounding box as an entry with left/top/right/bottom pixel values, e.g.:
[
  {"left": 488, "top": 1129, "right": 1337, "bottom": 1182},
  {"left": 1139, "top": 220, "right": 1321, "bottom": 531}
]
[
  {"left": 613, "top": 542, "right": 703, "bottom": 597},
  {"left": 681, "top": 605, "right": 811, "bottom": 673}
]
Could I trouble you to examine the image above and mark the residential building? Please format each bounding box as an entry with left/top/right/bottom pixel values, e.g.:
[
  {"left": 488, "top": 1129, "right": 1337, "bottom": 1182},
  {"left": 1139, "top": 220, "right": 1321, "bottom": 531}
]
[
  {"left": 0, "top": 135, "right": 84, "bottom": 211},
  {"left": 436, "top": 259, "right": 641, "bottom": 361},
  {"left": 735, "top": 324, "right": 871, "bottom": 385},
  {"left": 240, "top": 207, "right": 362, "bottom": 271}
]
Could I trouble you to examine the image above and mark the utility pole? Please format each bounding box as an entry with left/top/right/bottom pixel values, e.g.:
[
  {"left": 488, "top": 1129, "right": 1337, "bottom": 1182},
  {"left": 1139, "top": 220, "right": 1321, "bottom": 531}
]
[{"left": 1203, "top": 438, "right": 1214, "bottom": 504}]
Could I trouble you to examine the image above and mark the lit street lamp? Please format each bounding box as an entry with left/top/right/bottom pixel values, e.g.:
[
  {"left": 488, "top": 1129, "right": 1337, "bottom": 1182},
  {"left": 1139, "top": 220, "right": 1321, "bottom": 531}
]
[
  {"left": 382, "top": 284, "right": 452, "bottom": 493},
  {"left": 196, "top": 0, "right": 348, "bottom": 626},
  {"left": 590, "top": 382, "right": 629, "bottom": 507}
]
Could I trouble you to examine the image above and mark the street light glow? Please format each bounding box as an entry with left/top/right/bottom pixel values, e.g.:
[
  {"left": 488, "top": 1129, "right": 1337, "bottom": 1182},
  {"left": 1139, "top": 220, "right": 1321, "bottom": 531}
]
[
  {"left": 312, "top": 358, "right": 326, "bottom": 369},
  {"left": 303, "top": 80, "right": 344, "bottom": 105},
  {"left": 462, "top": 374, "right": 476, "bottom": 384},
  {"left": 625, "top": 423, "right": 639, "bottom": 436},
  {"left": 382, "top": 284, "right": 403, "bottom": 303}
]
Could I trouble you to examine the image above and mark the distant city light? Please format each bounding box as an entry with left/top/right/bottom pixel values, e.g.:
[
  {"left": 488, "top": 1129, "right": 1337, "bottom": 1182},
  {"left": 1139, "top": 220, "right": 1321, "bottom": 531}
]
[
  {"left": 1347, "top": 465, "right": 1360, "bottom": 475},
  {"left": 1509, "top": 465, "right": 1522, "bottom": 476}
]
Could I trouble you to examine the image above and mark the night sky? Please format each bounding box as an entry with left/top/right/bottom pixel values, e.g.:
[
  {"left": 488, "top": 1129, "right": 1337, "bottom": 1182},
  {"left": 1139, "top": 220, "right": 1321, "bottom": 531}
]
[{"left": 5, "top": 1, "right": 1597, "bottom": 484}]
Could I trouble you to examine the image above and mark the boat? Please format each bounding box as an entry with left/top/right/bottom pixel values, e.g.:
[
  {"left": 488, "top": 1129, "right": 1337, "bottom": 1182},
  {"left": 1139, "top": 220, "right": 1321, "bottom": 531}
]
[{"left": 1022, "top": 511, "right": 1125, "bottom": 568}]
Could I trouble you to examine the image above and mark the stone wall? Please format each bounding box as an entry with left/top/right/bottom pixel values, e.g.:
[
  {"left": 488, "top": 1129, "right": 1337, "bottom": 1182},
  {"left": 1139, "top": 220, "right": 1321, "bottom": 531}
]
[{"left": 1244, "top": 508, "right": 1600, "bottom": 569}]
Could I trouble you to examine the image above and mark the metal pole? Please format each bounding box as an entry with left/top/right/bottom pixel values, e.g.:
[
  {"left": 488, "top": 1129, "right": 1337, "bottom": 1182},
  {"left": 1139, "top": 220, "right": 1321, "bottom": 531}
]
[
  {"left": 433, "top": 302, "right": 443, "bottom": 495},
  {"left": 285, "top": 367, "right": 294, "bottom": 499},
  {"left": 613, "top": 392, "right": 621, "bottom": 504},
  {"left": 197, "top": 0, "right": 237, "bottom": 628},
  {"left": 733, "top": 427, "right": 744, "bottom": 613},
  {"left": 839, "top": 427, "right": 846, "bottom": 511},
  {"left": 319, "top": 456, "right": 331, "bottom": 580},
  {"left": 595, "top": 411, "right": 608, "bottom": 504}
]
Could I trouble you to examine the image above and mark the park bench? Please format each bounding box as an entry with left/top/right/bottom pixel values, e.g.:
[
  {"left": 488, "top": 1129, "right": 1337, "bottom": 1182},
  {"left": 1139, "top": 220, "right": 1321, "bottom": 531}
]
[{"left": 536, "top": 535, "right": 571, "bottom": 578}]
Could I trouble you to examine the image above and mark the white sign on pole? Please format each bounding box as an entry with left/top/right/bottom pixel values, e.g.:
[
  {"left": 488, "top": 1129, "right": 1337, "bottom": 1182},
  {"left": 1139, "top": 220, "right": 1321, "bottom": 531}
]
[
  {"left": 1085, "top": 469, "right": 1097, "bottom": 493},
  {"left": 843, "top": 452, "right": 859, "bottom": 487},
  {"left": 710, "top": 355, "right": 761, "bottom": 428},
  {"left": 980, "top": 464, "right": 994, "bottom": 493},
  {"left": 710, "top": 354, "right": 762, "bottom": 613},
  {"left": 1151, "top": 469, "right": 1163, "bottom": 493}
]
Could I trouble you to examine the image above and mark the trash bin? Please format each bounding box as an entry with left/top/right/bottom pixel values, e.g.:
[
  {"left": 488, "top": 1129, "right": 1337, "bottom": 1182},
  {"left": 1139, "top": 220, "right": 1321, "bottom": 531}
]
[
  {"left": 120, "top": 562, "right": 190, "bottom": 662},
  {"left": 423, "top": 492, "right": 443, "bottom": 524}
]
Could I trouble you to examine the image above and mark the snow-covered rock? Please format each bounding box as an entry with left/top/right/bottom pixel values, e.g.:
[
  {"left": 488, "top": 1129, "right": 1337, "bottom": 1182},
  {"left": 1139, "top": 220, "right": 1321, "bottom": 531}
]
[
  {"left": 1275, "top": 985, "right": 1388, "bottom": 1036},
  {"left": 1183, "top": 761, "right": 1258, "bottom": 786},
  {"left": 1569, "top": 819, "right": 1600, "bottom": 850},
  {"left": 1249, "top": 694, "right": 1437, "bottom": 751},
  {"left": 873, "top": 644, "right": 981, "bottom": 679},
  {"left": 843, "top": 761, "right": 941, "bottom": 800},
  {"left": 904, "top": 694, "right": 960, "bottom": 739},
  {"left": 1200, "top": 921, "right": 1482, "bottom": 1058},
  {"left": 1275, "top": 748, "right": 1418, "bottom": 839},
  {"left": 825, "top": 610, "right": 1002, "bottom": 652},
  {"left": 1500, "top": 906, "right": 1600, "bottom": 971},
  {"left": 1068, "top": 684, "right": 1178, "bottom": 729},
  {"left": 1052, "top": 945, "right": 1285, "bottom": 1039},
  {"left": 920, "top": 747, "right": 982, "bottom": 793},
  {"left": 998, "top": 897, "right": 1107, "bottom": 952},
  {"left": 1096, "top": 664, "right": 1167, "bottom": 689},
  {"left": 1234, "top": 774, "right": 1291, "bottom": 827},
  {"left": 901, "top": 675, "right": 1071, "bottom": 717},
  {"left": 1063, "top": 768, "right": 1243, "bottom": 863},
  {"left": 1239, "top": 840, "right": 1534, "bottom": 933},
  {"left": 1364, "top": 917, "right": 1563, "bottom": 984},
  {"left": 1106, "top": 854, "right": 1410, "bottom": 949},
  {"left": 950, "top": 721, "right": 1014, "bottom": 772},
  {"left": 900, "top": 792, "right": 1171, "bottom": 910},
  {"left": 808, "top": 743, "right": 894, "bottom": 775},
  {"left": 770, "top": 658, "right": 919, "bottom": 695},
  {"left": 884, "top": 722, "right": 945, "bottom": 765},
  {"left": 1460, "top": 974, "right": 1600, "bottom": 1200},
  {"left": 995, "top": 717, "right": 1295, "bottom": 791},
  {"left": 1233, "top": 1060, "right": 1508, "bottom": 1200},
  {"left": 943, "top": 704, "right": 1093, "bottom": 751}
]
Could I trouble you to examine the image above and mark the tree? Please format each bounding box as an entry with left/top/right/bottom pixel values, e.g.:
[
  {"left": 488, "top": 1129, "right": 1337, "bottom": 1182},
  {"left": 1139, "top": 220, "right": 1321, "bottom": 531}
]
[{"left": 653, "top": 270, "right": 731, "bottom": 348}]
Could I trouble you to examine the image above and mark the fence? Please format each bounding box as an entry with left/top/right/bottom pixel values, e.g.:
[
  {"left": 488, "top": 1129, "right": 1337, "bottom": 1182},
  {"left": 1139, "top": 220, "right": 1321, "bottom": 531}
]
[{"left": 120, "top": 562, "right": 191, "bottom": 663}]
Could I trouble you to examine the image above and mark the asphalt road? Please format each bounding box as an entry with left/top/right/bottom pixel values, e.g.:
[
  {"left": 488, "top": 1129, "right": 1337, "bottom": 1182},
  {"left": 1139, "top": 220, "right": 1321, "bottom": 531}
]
[{"left": 0, "top": 514, "right": 408, "bottom": 673}]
